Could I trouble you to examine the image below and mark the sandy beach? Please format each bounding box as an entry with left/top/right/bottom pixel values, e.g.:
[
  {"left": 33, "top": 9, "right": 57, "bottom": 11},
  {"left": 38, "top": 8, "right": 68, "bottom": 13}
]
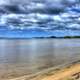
[
  {"left": 41, "top": 63, "right": 80, "bottom": 80},
  {"left": 8, "top": 62, "right": 80, "bottom": 80}
]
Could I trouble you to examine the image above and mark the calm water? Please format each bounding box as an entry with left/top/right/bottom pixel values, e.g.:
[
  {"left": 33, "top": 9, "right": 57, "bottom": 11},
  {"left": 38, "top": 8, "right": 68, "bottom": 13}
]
[{"left": 0, "top": 39, "right": 80, "bottom": 79}]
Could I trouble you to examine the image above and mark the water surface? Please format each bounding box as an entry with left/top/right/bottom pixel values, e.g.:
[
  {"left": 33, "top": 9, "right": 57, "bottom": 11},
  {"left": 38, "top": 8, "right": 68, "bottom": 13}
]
[{"left": 0, "top": 39, "right": 80, "bottom": 79}]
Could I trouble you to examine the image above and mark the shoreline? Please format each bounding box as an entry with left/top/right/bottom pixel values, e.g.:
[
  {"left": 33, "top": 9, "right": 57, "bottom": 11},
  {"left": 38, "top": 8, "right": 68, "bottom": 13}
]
[
  {"left": 0, "top": 36, "right": 80, "bottom": 39},
  {"left": 41, "top": 63, "right": 80, "bottom": 80},
  {"left": 7, "top": 60, "right": 80, "bottom": 80}
]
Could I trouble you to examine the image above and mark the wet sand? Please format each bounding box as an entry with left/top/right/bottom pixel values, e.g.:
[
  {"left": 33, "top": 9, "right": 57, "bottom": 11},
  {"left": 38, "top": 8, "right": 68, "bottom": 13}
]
[
  {"left": 41, "top": 63, "right": 80, "bottom": 80},
  {"left": 8, "top": 61, "right": 80, "bottom": 80}
]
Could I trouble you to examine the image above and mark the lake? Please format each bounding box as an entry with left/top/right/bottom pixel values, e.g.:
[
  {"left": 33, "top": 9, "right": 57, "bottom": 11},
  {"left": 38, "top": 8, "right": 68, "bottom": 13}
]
[{"left": 0, "top": 39, "right": 80, "bottom": 79}]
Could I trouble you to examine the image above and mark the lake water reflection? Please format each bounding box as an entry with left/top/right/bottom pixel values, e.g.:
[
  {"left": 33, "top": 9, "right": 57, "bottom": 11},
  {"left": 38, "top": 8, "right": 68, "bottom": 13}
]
[{"left": 0, "top": 39, "right": 80, "bottom": 79}]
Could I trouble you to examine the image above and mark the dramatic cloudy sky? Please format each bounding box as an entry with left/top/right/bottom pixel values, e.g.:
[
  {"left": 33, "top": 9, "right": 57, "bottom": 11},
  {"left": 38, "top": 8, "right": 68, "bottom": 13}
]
[{"left": 0, "top": 0, "right": 80, "bottom": 37}]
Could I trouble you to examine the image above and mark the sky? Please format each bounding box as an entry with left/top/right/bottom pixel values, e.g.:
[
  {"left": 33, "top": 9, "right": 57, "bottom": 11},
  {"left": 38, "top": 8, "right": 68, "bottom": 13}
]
[{"left": 0, "top": 0, "right": 80, "bottom": 38}]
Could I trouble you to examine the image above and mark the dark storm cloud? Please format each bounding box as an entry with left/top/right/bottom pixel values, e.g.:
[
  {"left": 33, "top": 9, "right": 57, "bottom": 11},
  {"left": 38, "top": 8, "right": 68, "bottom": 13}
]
[
  {"left": 0, "top": 0, "right": 77, "bottom": 14},
  {"left": 0, "top": 0, "right": 80, "bottom": 31}
]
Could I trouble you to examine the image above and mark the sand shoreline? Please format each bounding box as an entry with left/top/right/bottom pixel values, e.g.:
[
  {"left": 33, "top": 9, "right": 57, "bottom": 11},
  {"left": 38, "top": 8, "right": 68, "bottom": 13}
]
[
  {"left": 6, "top": 60, "right": 80, "bottom": 80},
  {"left": 41, "top": 63, "right": 80, "bottom": 80}
]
